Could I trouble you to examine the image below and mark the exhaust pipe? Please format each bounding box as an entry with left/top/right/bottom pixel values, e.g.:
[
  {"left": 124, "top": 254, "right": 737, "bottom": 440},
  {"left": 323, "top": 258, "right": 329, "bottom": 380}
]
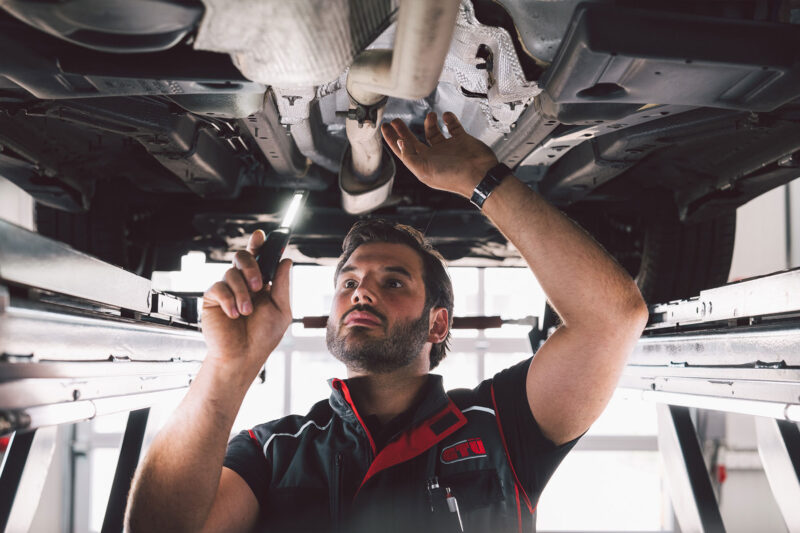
[{"left": 340, "top": 0, "right": 461, "bottom": 215}]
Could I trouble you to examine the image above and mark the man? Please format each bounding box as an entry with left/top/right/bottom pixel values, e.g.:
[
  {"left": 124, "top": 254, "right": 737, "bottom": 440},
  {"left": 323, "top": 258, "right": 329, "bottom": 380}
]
[{"left": 126, "top": 112, "right": 649, "bottom": 532}]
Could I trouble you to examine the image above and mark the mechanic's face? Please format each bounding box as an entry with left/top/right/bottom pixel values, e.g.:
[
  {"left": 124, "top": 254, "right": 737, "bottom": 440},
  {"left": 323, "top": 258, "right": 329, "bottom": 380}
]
[{"left": 326, "top": 242, "right": 433, "bottom": 374}]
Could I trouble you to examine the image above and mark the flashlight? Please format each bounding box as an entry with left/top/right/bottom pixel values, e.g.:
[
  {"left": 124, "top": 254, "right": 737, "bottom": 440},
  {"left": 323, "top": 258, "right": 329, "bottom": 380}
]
[{"left": 256, "top": 190, "right": 307, "bottom": 283}]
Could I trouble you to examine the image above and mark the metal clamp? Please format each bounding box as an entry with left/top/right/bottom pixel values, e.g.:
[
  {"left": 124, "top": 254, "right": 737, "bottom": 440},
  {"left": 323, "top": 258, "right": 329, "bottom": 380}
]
[{"left": 336, "top": 95, "right": 389, "bottom": 126}]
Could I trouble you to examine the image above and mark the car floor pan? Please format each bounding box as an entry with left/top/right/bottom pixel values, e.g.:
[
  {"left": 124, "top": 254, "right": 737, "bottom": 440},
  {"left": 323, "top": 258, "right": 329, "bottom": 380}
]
[{"left": 540, "top": 5, "right": 800, "bottom": 118}]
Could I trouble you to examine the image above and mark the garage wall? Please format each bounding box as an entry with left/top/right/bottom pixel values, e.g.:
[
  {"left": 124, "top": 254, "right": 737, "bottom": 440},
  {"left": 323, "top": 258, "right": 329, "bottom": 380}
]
[
  {"left": 0, "top": 176, "right": 34, "bottom": 230},
  {"left": 719, "top": 415, "right": 787, "bottom": 533},
  {"left": 791, "top": 180, "right": 800, "bottom": 269},
  {"left": 729, "top": 186, "right": 786, "bottom": 280}
]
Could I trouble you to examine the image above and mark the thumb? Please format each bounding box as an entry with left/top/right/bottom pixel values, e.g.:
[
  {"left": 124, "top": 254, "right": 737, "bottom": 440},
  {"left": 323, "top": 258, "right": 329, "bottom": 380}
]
[
  {"left": 269, "top": 258, "right": 293, "bottom": 312},
  {"left": 247, "top": 229, "right": 267, "bottom": 256}
]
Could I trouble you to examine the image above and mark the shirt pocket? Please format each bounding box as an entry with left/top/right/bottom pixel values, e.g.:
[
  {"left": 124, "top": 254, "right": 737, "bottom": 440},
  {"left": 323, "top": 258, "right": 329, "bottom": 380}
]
[
  {"left": 440, "top": 468, "right": 505, "bottom": 510},
  {"left": 263, "top": 487, "right": 331, "bottom": 532},
  {"left": 440, "top": 469, "right": 515, "bottom": 532}
]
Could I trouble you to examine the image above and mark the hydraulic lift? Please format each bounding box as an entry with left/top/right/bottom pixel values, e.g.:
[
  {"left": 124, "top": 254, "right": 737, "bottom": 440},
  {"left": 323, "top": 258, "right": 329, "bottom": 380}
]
[{"left": 1, "top": 218, "right": 799, "bottom": 532}]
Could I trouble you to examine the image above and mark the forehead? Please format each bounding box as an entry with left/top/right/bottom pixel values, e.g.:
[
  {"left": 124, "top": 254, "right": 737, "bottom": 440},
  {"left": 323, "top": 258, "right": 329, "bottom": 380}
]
[{"left": 340, "top": 242, "right": 424, "bottom": 278}]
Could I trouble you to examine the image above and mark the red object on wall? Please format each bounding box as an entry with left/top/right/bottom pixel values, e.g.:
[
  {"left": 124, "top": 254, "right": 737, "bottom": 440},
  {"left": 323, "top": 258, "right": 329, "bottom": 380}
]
[
  {"left": 0, "top": 435, "right": 9, "bottom": 453},
  {"left": 716, "top": 464, "right": 728, "bottom": 484}
]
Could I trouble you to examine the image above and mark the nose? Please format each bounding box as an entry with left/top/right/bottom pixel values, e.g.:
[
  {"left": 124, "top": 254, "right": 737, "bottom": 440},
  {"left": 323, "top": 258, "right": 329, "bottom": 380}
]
[{"left": 350, "top": 279, "right": 376, "bottom": 305}]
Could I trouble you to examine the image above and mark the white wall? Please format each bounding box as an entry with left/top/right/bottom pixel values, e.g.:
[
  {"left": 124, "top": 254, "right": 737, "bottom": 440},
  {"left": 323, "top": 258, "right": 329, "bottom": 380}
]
[
  {"left": 720, "top": 415, "right": 787, "bottom": 533},
  {"left": 728, "top": 186, "right": 790, "bottom": 281},
  {"left": 0, "top": 176, "right": 34, "bottom": 229},
  {"left": 790, "top": 180, "right": 800, "bottom": 269},
  {"left": 27, "top": 427, "right": 73, "bottom": 533}
]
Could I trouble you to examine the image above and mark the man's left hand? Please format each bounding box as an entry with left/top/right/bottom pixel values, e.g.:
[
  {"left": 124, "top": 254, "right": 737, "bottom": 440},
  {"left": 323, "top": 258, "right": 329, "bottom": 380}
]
[{"left": 381, "top": 112, "right": 499, "bottom": 199}]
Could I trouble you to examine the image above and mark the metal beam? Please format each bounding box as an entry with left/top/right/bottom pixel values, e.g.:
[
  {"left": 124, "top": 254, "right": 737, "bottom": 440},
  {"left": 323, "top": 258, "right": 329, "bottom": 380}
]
[
  {"left": 630, "top": 322, "right": 800, "bottom": 368},
  {"left": 624, "top": 389, "right": 800, "bottom": 423},
  {"left": 647, "top": 267, "right": 800, "bottom": 330},
  {"left": 0, "top": 430, "right": 35, "bottom": 531},
  {"left": 1, "top": 388, "right": 188, "bottom": 437},
  {"left": 657, "top": 404, "right": 726, "bottom": 533},
  {"left": 755, "top": 417, "right": 800, "bottom": 531},
  {"left": 622, "top": 317, "right": 800, "bottom": 414},
  {"left": 102, "top": 408, "right": 150, "bottom": 533},
  {"left": 0, "top": 427, "right": 57, "bottom": 532},
  {"left": 0, "top": 296, "right": 205, "bottom": 364},
  {"left": 0, "top": 219, "right": 152, "bottom": 313}
]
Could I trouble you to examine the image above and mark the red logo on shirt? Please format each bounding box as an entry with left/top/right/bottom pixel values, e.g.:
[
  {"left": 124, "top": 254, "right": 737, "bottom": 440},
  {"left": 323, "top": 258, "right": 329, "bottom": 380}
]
[{"left": 440, "top": 438, "right": 487, "bottom": 464}]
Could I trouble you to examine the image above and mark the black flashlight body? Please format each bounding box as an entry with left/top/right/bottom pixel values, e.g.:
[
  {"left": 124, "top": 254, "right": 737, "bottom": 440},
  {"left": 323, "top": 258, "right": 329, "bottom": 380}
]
[{"left": 256, "top": 228, "right": 291, "bottom": 283}]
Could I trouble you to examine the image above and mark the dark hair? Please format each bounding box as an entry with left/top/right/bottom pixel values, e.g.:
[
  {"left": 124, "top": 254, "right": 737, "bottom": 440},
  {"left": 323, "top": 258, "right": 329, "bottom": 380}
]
[{"left": 334, "top": 219, "right": 454, "bottom": 369}]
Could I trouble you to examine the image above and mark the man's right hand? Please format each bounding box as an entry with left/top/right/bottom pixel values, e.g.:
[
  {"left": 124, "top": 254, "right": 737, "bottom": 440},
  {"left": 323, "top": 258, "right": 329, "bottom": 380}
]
[
  {"left": 202, "top": 230, "right": 293, "bottom": 379},
  {"left": 127, "top": 232, "right": 280, "bottom": 533}
]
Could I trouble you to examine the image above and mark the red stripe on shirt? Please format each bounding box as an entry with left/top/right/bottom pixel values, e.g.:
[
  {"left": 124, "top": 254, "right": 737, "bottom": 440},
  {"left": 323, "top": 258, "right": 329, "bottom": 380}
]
[
  {"left": 332, "top": 378, "right": 377, "bottom": 454},
  {"left": 491, "top": 383, "right": 534, "bottom": 514}
]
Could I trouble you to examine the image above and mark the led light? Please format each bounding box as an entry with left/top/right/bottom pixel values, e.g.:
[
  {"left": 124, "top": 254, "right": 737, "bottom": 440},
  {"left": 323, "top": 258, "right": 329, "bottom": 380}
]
[{"left": 280, "top": 191, "right": 306, "bottom": 229}]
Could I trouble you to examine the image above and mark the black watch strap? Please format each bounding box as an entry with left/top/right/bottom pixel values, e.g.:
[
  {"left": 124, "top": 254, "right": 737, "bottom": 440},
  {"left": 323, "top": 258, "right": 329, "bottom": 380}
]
[{"left": 470, "top": 163, "right": 512, "bottom": 209}]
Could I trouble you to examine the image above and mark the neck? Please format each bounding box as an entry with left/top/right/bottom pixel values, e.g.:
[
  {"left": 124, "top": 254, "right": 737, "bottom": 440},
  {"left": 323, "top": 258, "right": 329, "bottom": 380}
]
[{"left": 345, "top": 361, "right": 430, "bottom": 424}]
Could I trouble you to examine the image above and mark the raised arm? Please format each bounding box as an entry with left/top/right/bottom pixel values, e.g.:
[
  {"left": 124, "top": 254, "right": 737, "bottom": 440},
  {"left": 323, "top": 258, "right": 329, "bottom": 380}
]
[
  {"left": 381, "top": 113, "right": 649, "bottom": 446},
  {"left": 125, "top": 231, "right": 293, "bottom": 532}
]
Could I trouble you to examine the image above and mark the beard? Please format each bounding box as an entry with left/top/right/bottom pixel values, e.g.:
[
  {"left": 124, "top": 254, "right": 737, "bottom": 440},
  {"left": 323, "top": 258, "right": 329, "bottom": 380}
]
[{"left": 326, "top": 304, "right": 431, "bottom": 374}]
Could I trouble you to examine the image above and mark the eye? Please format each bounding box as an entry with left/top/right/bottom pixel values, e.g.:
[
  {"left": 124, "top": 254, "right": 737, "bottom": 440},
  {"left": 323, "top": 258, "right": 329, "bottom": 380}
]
[
  {"left": 386, "top": 278, "right": 404, "bottom": 288},
  {"left": 343, "top": 279, "right": 357, "bottom": 289}
]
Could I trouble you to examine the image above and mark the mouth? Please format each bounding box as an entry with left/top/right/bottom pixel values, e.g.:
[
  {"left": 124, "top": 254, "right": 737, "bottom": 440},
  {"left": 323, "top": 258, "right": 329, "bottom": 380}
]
[{"left": 344, "top": 311, "right": 383, "bottom": 328}]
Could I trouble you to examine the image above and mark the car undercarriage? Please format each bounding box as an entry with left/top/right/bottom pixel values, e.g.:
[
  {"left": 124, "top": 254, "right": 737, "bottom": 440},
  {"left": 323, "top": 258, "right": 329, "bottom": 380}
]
[{"left": 1, "top": 0, "right": 799, "bottom": 303}]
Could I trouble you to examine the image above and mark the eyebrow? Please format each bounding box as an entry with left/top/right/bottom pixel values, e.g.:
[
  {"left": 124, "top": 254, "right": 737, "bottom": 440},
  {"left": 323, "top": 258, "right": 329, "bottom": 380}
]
[{"left": 339, "top": 265, "right": 414, "bottom": 280}]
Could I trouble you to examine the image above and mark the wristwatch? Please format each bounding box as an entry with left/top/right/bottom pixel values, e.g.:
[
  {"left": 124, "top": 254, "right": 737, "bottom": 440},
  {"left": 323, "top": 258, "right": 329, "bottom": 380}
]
[{"left": 470, "top": 163, "right": 512, "bottom": 210}]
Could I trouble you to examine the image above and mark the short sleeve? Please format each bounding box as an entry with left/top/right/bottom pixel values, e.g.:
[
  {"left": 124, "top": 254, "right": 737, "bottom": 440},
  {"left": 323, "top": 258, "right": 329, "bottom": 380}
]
[
  {"left": 491, "top": 356, "right": 581, "bottom": 504},
  {"left": 223, "top": 429, "right": 271, "bottom": 506}
]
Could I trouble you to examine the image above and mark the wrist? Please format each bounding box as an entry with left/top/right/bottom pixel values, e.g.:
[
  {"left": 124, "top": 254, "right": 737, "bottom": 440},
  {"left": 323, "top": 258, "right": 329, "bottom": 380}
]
[
  {"left": 175, "top": 358, "right": 255, "bottom": 431},
  {"left": 202, "top": 354, "right": 259, "bottom": 395},
  {"left": 468, "top": 162, "right": 513, "bottom": 209},
  {"left": 461, "top": 158, "right": 500, "bottom": 198}
]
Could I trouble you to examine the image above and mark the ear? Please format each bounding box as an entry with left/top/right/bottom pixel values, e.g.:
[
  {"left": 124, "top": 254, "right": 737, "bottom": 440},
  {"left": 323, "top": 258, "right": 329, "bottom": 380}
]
[{"left": 427, "top": 307, "right": 449, "bottom": 344}]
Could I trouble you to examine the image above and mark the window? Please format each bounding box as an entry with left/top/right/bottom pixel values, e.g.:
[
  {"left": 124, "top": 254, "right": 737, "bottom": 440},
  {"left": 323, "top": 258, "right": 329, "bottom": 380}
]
[{"left": 536, "top": 451, "right": 670, "bottom": 531}]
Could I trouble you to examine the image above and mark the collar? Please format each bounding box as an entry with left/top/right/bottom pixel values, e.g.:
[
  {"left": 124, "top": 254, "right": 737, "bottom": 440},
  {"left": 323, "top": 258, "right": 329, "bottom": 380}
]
[
  {"left": 327, "top": 374, "right": 450, "bottom": 431},
  {"left": 328, "top": 373, "right": 467, "bottom": 495},
  {"left": 328, "top": 374, "right": 467, "bottom": 496}
]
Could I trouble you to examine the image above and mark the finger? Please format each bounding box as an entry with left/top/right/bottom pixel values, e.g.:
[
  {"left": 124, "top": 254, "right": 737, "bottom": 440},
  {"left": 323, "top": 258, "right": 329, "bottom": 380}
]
[
  {"left": 233, "top": 250, "right": 262, "bottom": 291},
  {"left": 246, "top": 229, "right": 266, "bottom": 256},
  {"left": 224, "top": 267, "right": 254, "bottom": 316},
  {"left": 381, "top": 122, "right": 401, "bottom": 156},
  {"left": 397, "top": 138, "right": 417, "bottom": 156},
  {"left": 442, "top": 112, "right": 466, "bottom": 138},
  {"left": 268, "top": 258, "right": 293, "bottom": 313},
  {"left": 424, "top": 112, "right": 446, "bottom": 145},
  {"left": 389, "top": 118, "right": 428, "bottom": 154},
  {"left": 204, "top": 281, "right": 239, "bottom": 319},
  {"left": 381, "top": 122, "right": 424, "bottom": 169},
  {"left": 381, "top": 123, "right": 420, "bottom": 161}
]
